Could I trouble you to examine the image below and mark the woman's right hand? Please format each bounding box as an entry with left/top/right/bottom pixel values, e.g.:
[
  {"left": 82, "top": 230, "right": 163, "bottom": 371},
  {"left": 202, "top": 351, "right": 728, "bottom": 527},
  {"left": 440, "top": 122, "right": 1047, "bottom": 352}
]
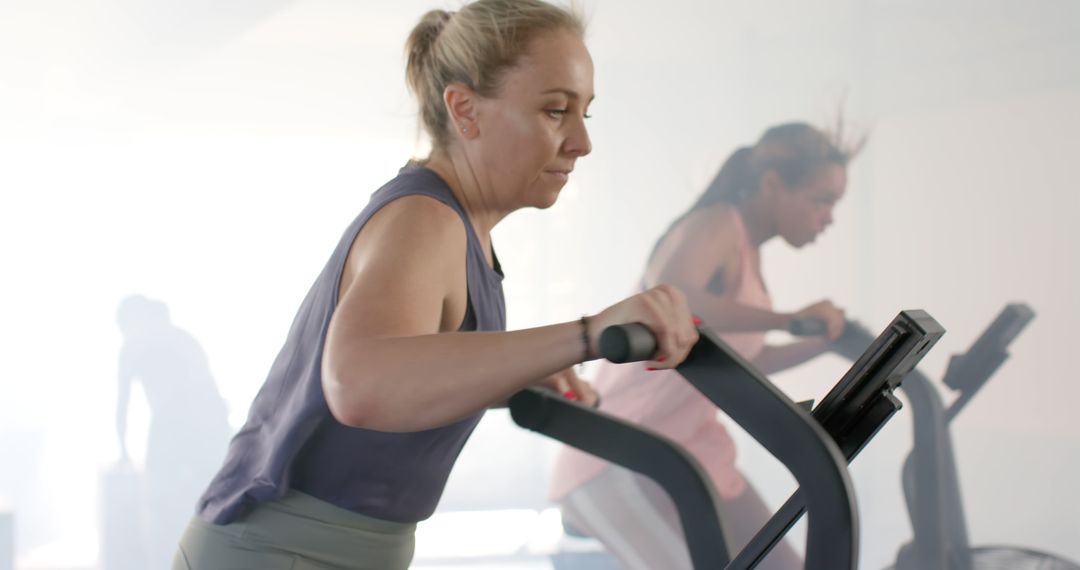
[
  {"left": 588, "top": 284, "right": 699, "bottom": 369},
  {"left": 792, "top": 299, "right": 846, "bottom": 341}
]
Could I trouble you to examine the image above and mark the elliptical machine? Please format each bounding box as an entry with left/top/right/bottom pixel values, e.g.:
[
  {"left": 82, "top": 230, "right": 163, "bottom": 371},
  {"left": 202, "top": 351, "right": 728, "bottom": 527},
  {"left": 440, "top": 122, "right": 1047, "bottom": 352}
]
[
  {"left": 511, "top": 309, "right": 945, "bottom": 569},
  {"left": 830, "top": 304, "right": 1080, "bottom": 570}
]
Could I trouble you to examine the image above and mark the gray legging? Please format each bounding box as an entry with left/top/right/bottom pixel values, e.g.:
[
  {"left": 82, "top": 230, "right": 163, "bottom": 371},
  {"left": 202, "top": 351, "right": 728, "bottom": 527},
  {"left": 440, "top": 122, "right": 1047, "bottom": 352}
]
[
  {"left": 173, "top": 491, "right": 415, "bottom": 570},
  {"left": 560, "top": 466, "right": 803, "bottom": 570}
]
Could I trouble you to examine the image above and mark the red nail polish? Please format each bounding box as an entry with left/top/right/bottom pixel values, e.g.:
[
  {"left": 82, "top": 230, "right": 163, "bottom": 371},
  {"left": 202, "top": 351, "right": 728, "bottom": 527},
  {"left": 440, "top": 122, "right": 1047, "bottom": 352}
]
[
  {"left": 645, "top": 367, "right": 657, "bottom": 371},
  {"left": 656, "top": 355, "right": 667, "bottom": 363},
  {"left": 563, "top": 390, "right": 578, "bottom": 401},
  {"left": 692, "top": 315, "right": 702, "bottom": 326}
]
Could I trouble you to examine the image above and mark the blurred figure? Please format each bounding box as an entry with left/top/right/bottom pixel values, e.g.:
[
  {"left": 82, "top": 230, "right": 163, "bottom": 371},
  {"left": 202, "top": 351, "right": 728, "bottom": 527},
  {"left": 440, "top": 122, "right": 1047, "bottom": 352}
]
[
  {"left": 112, "top": 295, "right": 229, "bottom": 570},
  {"left": 550, "top": 122, "right": 863, "bottom": 570}
]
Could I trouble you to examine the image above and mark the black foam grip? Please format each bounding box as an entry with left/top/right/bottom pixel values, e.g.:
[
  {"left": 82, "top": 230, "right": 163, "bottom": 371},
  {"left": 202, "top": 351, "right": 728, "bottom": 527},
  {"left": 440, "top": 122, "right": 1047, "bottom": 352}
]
[
  {"left": 789, "top": 317, "right": 828, "bottom": 337},
  {"left": 599, "top": 323, "right": 658, "bottom": 363}
]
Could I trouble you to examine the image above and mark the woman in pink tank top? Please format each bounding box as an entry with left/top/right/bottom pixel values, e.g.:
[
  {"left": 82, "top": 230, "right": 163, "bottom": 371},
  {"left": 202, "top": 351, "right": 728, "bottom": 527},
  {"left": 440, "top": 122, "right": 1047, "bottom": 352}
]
[{"left": 550, "top": 122, "right": 864, "bottom": 570}]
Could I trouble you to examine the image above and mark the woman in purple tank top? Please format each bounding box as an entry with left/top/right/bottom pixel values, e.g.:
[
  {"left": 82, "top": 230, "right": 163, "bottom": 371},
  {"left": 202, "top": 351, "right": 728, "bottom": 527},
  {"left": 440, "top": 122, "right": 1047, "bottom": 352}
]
[
  {"left": 550, "top": 122, "right": 866, "bottom": 570},
  {"left": 172, "top": 1, "right": 699, "bottom": 569}
]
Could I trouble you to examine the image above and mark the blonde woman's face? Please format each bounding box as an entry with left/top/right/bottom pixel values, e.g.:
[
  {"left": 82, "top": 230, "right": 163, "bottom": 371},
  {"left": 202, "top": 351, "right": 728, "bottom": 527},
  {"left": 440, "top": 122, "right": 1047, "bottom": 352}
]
[{"left": 472, "top": 29, "right": 594, "bottom": 210}]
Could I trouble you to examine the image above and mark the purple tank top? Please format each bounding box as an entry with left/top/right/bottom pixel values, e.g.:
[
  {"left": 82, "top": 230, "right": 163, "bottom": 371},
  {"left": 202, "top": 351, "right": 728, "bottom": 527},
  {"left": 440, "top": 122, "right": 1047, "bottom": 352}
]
[{"left": 197, "top": 165, "right": 506, "bottom": 524}]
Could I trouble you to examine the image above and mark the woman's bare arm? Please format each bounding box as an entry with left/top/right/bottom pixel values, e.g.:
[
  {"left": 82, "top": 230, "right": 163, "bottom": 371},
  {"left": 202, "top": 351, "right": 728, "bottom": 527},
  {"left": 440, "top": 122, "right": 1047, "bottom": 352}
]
[
  {"left": 649, "top": 206, "right": 794, "bottom": 333},
  {"left": 323, "top": 196, "right": 695, "bottom": 432}
]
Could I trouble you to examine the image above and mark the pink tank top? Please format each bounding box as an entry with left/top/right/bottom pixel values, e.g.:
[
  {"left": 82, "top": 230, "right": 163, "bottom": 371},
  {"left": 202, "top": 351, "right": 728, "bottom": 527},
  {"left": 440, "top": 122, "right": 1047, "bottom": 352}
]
[{"left": 549, "top": 207, "right": 771, "bottom": 501}]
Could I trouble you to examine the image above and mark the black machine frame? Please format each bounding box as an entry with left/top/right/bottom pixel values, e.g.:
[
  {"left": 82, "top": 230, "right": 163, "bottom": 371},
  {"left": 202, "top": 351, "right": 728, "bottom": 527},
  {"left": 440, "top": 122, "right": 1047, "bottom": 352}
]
[
  {"left": 831, "top": 304, "right": 1079, "bottom": 570},
  {"left": 511, "top": 309, "right": 944, "bottom": 570}
]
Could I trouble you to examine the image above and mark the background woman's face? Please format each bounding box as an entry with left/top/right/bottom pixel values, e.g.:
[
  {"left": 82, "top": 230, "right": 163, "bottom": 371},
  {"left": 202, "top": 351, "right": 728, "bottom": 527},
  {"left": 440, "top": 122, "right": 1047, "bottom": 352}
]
[{"left": 776, "top": 162, "right": 847, "bottom": 247}]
